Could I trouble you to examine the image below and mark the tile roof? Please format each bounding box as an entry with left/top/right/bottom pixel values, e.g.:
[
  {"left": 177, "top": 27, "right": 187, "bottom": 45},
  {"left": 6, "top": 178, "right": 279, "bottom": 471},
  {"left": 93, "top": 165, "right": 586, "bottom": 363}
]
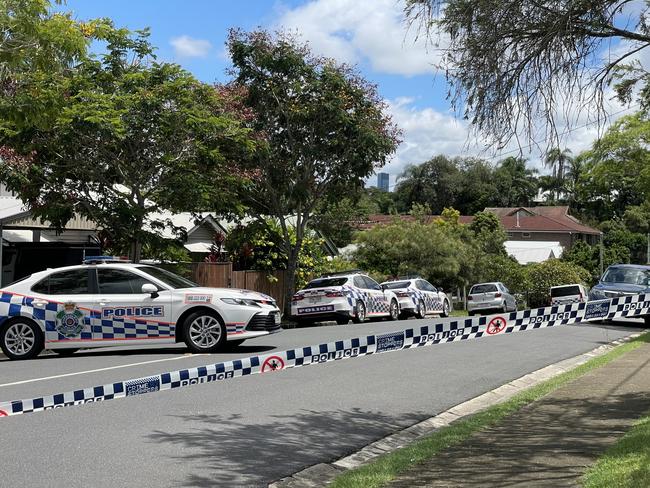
[
  {"left": 355, "top": 206, "right": 601, "bottom": 235},
  {"left": 484, "top": 206, "right": 601, "bottom": 235}
]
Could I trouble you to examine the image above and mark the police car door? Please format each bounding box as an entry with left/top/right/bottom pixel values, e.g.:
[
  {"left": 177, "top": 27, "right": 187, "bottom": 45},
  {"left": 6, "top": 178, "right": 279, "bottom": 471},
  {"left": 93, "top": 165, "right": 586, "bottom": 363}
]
[
  {"left": 420, "top": 280, "right": 442, "bottom": 312},
  {"left": 30, "top": 268, "right": 97, "bottom": 346},
  {"left": 363, "top": 275, "right": 388, "bottom": 316},
  {"left": 94, "top": 268, "right": 174, "bottom": 343}
]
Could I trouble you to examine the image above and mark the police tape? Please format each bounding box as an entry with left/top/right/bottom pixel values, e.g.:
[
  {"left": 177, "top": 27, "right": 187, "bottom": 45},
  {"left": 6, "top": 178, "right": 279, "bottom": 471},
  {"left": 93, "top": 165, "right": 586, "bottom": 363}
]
[{"left": 1, "top": 293, "right": 649, "bottom": 418}]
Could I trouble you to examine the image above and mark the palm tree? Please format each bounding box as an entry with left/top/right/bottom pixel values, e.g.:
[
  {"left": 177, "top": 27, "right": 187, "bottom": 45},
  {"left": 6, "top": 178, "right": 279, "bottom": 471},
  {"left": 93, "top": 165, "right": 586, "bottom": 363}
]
[{"left": 543, "top": 148, "right": 573, "bottom": 202}]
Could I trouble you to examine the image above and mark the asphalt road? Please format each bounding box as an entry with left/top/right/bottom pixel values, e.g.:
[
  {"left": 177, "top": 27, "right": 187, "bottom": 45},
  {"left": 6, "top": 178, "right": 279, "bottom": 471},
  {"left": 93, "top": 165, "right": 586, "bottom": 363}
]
[{"left": 0, "top": 317, "right": 644, "bottom": 487}]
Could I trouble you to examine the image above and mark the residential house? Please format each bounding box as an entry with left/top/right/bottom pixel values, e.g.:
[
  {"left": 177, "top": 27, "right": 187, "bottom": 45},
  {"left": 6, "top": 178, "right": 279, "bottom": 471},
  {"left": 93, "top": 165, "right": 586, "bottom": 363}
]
[{"left": 354, "top": 206, "right": 600, "bottom": 264}]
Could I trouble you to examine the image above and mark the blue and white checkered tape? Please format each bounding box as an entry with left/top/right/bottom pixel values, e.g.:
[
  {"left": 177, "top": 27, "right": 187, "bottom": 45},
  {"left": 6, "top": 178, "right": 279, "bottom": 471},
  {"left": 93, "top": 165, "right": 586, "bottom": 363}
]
[
  {"left": 1, "top": 293, "right": 649, "bottom": 418},
  {"left": 0, "top": 292, "right": 175, "bottom": 342}
]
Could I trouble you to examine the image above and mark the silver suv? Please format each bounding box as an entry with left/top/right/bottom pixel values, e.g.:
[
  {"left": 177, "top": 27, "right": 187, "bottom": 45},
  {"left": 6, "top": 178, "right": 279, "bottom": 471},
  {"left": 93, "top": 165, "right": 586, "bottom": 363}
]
[{"left": 467, "top": 282, "right": 517, "bottom": 315}]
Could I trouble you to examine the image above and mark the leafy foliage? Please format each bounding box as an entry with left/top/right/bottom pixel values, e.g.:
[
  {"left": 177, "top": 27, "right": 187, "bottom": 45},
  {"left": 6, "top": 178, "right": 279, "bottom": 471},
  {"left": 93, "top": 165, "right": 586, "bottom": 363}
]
[
  {"left": 354, "top": 209, "right": 507, "bottom": 290},
  {"left": 225, "top": 219, "right": 328, "bottom": 290},
  {"left": 525, "top": 259, "right": 592, "bottom": 308},
  {"left": 578, "top": 113, "right": 650, "bottom": 220},
  {"left": 394, "top": 155, "right": 537, "bottom": 214},
  {"left": 225, "top": 29, "right": 400, "bottom": 312},
  {"left": 0, "top": 25, "right": 251, "bottom": 261},
  {"left": 404, "top": 0, "right": 650, "bottom": 147}
]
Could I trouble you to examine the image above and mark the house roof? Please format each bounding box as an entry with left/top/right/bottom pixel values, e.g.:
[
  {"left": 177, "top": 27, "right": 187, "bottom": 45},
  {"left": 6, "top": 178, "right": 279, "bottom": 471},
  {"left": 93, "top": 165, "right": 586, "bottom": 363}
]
[
  {"left": 484, "top": 206, "right": 601, "bottom": 235},
  {"left": 355, "top": 206, "right": 600, "bottom": 236}
]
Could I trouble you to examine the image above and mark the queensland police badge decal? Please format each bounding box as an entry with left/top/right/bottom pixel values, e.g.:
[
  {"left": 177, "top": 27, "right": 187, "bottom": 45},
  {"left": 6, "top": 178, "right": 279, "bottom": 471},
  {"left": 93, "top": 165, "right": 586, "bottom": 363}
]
[{"left": 56, "top": 302, "right": 85, "bottom": 337}]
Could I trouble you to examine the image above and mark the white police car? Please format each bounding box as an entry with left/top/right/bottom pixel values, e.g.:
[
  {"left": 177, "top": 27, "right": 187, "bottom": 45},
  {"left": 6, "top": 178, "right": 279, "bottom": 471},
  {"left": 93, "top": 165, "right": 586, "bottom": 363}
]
[
  {"left": 380, "top": 278, "right": 450, "bottom": 319},
  {"left": 0, "top": 257, "right": 281, "bottom": 360},
  {"left": 291, "top": 271, "right": 400, "bottom": 325}
]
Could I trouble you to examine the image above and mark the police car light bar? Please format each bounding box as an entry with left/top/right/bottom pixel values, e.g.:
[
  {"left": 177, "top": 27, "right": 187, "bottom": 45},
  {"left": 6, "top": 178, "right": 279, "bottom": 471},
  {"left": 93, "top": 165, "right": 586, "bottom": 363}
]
[{"left": 83, "top": 256, "right": 132, "bottom": 264}]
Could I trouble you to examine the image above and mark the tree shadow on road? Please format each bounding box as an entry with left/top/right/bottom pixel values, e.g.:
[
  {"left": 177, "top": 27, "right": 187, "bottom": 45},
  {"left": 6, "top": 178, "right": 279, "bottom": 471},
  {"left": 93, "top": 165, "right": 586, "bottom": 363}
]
[{"left": 147, "top": 407, "right": 426, "bottom": 487}]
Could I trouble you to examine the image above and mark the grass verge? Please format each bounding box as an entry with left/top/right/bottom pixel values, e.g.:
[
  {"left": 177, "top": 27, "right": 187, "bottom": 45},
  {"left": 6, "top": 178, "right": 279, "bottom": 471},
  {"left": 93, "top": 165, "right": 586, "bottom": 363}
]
[
  {"left": 581, "top": 409, "right": 650, "bottom": 488},
  {"left": 449, "top": 309, "right": 468, "bottom": 317},
  {"left": 330, "top": 332, "right": 650, "bottom": 488}
]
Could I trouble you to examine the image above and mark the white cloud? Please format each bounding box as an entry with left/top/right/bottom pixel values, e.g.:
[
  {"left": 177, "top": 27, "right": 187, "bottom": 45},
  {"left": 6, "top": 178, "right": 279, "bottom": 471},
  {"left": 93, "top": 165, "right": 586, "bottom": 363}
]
[
  {"left": 274, "top": 0, "right": 640, "bottom": 182},
  {"left": 275, "top": 0, "right": 444, "bottom": 76},
  {"left": 380, "top": 92, "right": 635, "bottom": 183},
  {"left": 170, "top": 35, "right": 212, "bottom": 58}
]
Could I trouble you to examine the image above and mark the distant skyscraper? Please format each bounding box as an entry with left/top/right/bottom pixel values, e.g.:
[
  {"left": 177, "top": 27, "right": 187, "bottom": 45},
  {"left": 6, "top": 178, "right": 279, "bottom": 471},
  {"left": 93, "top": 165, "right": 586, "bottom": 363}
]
[{"left": 377, "top": 172, "right": 390, "bottom": 191}]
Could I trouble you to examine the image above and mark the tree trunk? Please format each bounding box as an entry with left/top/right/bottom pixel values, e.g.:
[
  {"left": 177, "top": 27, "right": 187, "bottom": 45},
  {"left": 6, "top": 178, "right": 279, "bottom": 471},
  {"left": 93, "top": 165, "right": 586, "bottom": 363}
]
[
  {"left": 130, "top": 239, "right": 142, "bottom": 263},
  {"left": 283, "top": 245, "right": 299, "bottom": 318}
]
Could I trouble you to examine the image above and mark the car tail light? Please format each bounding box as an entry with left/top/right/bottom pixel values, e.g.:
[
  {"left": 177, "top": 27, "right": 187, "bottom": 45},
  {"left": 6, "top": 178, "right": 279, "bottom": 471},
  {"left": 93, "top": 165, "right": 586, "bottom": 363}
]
[
  {"left": 467, "top": 295, "right": 473, "bottom": 301},
  {"left": 396, "top": 291, "right": 409, "bottom": 297},
  {"left": 292, "top": 294, "right": 304, "bottom": 301},
  {"left": 326, "top": 291, "right": 344, "bottom": 297},
  {"left": 494, "top": 293, "right": 502, "bottom": 298}
]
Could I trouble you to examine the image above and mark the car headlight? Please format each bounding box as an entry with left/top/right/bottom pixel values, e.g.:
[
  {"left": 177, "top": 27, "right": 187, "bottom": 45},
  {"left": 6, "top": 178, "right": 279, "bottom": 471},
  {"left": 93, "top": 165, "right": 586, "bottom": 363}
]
[
  {"left": 589, "top": 288, "right": 606, "bottom": 299},
  {"left": 220, "top": 298, "right": 261, "bottom": 307}
]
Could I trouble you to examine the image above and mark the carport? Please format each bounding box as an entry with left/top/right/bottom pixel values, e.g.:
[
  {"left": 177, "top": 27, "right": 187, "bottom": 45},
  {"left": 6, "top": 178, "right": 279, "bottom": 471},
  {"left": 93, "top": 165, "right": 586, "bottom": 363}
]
[{"left": 0, "top": 197, "right": 100, "bottom": 286}]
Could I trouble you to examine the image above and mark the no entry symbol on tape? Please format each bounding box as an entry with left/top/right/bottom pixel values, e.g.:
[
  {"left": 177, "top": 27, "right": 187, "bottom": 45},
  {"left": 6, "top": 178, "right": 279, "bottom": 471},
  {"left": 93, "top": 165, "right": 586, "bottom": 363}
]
[
  {"left": 261, "top": 355, "right": 285, "bottom": 373},
  {"left": 486, "top": 316, "right": 507, "bottom": 335}
]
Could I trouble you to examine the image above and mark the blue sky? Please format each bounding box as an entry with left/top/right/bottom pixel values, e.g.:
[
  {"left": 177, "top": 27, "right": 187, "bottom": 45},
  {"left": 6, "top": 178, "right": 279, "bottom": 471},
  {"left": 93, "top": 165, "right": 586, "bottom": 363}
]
[{"left": 55, "top": 0, "right": 638, "bottom": 188}]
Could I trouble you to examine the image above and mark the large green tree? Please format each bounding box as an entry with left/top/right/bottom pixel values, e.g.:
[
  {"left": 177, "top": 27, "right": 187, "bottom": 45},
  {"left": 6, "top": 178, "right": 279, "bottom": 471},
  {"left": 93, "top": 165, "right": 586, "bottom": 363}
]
[
  {"left": 404, "top": 0, "right": 650, "bottom": 147},
  {"left": 579, "top": 112, "right": 650, "bottom": 220},
  {"left": 0, "top": 26, "right": 252, "bottom": 260},
  {"left": 394, "top": 155, "right": 461, "bottom": 213},
  {"left": 0, "top": 0, "right": 113, "bottom": 157},
  {"left": 225, "top": 29, "right": 400, "bottom": 314},
  {"left": 354, "top": 219, "right": 464, "bottom": 287}
]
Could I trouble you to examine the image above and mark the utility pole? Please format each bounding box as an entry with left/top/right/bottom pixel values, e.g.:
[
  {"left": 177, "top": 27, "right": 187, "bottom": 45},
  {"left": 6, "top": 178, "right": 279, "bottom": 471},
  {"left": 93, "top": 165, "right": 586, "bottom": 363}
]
[{"left": 599, "top": 233, "right": 604, "bottom": 277}]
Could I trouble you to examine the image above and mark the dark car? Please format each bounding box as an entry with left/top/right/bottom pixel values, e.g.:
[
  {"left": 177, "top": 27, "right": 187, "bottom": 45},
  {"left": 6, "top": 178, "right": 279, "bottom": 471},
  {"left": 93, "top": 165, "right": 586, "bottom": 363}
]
[
  {"left": 589, "top": 264, "right": 650, "bottom": 325},
  {"left": 589, "top": 264, "right": 650, "bottom": 299}
]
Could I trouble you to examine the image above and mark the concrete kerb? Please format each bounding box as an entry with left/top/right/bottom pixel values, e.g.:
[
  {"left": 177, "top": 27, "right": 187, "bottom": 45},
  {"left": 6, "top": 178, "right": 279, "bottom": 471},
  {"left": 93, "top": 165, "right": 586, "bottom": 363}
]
[{"left": 269, "top": 329, "right": 648, "bottom": 488}]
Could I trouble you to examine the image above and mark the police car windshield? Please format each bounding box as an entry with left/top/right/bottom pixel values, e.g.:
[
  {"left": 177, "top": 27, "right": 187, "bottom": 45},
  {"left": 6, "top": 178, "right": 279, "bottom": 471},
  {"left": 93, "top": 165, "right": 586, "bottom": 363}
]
[
  {"left": 305, "top": 277, "right": 348, "bottom": 288},
  {"left": 137, "top": 266, "right": 198, "bottom": 289},
  {"left": 382, "top": 281, "right": 410, "bottom": 290}
]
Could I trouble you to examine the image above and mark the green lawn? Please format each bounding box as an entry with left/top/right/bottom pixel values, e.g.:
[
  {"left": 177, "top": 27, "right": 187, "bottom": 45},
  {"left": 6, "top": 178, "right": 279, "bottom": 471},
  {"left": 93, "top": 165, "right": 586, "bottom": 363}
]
[
  {"left": 582, "top": 410, "right": 650, "bottom": 488},
  {"left": 330, "top": 333, "right": 649, "bottom": 488}
]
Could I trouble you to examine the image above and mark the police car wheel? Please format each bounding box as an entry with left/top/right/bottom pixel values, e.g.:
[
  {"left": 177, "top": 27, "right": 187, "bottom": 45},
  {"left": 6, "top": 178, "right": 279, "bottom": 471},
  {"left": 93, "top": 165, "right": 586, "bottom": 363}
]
[
  {"left": 645, "top": 315, "right": 650, "bottom": 326},
  {"left": 416, "top": 300, "right": 426, "bottom": 319},
  {"left": 1, "top": 318, "right": 44, "bottom": 360},
  {"left": 183, "top": 311, "right": 226, "bottom": 353},
  {"left": 389, "top": 300, "right": 399, "bottom": 321},
  {"left": 53, "top": 348, "right": 79, "bottom": 356},
  {"left": 441, "top": 300, "right": 450, "bottom": 318},
  {"left": 352, "top": 301, "right": 366, "bottom": 324}
]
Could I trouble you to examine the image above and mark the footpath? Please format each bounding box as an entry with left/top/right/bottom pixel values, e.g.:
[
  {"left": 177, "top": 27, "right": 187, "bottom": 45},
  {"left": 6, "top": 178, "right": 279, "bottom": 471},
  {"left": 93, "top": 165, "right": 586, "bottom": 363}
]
[{"left": 386, "top": 341, "right": 650, "bottom": 487}]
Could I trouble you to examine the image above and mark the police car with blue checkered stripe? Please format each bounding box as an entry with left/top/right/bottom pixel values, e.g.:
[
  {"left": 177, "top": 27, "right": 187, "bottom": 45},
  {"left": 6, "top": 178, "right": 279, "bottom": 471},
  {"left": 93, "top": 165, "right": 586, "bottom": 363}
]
[
  {"left": 380, "top": 278, "right": 451, "bottom": 319},
  {"left": 290, "top": 270, "right": 400, "bottom": 325},
  {"left": 0, "top": 257, "right": 281, "bottom": 360}
]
